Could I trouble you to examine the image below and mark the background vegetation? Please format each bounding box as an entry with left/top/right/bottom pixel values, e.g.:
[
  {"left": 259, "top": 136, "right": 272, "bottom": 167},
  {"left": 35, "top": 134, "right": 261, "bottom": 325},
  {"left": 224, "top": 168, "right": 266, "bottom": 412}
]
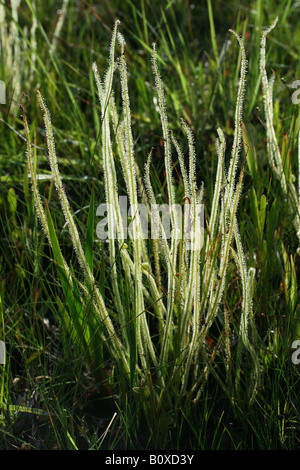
[{"left": 0, "top": 0, "right": 299, "bottom": 449}]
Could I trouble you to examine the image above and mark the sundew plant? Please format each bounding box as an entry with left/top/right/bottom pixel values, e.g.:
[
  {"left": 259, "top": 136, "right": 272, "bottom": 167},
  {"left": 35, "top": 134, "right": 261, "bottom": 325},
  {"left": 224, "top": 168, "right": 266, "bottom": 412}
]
[
  {"left": 260, "top": 17, "right": 300, "bottom": 254},
  {"left": 23, "top": 19, "right": 264, "bottom": 437},
  {"left": 0, "top": 0, "right": 69, "bottom": 116}
]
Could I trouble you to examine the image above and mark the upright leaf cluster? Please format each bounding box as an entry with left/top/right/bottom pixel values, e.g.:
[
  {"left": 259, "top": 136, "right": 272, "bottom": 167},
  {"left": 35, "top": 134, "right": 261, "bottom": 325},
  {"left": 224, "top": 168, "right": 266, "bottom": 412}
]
[{"left": 25, "top": 21, "right": 260, "bottom": 408}]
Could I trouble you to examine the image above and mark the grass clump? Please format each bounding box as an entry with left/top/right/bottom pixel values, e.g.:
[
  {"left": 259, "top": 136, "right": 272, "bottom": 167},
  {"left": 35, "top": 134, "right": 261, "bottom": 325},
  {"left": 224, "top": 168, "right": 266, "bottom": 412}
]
[{"left": 21, "top": 18, "right": 261, "bottom": 446}]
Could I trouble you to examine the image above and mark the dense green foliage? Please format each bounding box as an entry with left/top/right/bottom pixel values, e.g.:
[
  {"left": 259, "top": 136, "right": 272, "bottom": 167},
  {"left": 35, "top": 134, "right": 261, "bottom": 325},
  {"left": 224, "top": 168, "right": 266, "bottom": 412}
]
[{"left": 0, "top": 0, "right": 299, "bottom": 450}]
